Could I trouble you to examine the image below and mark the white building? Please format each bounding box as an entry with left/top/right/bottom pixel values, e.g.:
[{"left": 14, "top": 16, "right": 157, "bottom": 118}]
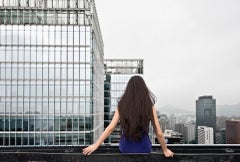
[{"left": 198, "top": 126, "right": 214, "bottom": 144}]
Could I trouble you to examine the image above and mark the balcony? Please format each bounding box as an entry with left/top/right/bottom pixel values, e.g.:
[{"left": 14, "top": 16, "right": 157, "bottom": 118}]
[{"left": 0, "top": 144, "right": 240, "bottom": 162}]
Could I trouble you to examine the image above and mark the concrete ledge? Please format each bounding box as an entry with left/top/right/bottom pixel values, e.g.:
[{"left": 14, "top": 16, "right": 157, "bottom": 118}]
[{"left": 0, "top": 145, "right": 240, "bottom": 162}]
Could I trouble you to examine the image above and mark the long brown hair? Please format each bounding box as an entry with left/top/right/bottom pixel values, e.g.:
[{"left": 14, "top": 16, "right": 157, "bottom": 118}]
[{"left": 118, "top": 75, "right": 156, "bottom": 141}]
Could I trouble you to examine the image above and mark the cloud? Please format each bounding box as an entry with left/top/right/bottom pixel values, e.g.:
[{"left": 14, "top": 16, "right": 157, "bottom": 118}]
[{"left": 95, "top": 0, "right": 240, "bottom": 109}]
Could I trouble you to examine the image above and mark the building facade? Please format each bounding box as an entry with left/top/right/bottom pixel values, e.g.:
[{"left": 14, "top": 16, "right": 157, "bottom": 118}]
[
  {"left": 196, "top": 95, "right": 216, "bottom": 143},
  {"left": 158, "top": 114, "right": 169, "bottom": 133},
  {"left": 104, "top": 59, "right": 144, "bottom": 144},
  {"left": 216, "top": 128, "right": 226, "bottom": 144},
  {"left": 184, "top": 123, "right": 195, "bottom": 143},
  {"left": 0, "top": 0, "right": 104, "bottom": 146},
  {"left": 175, "top": 123, "right": 184, "bottom": 135},
  {"left": 197, "top": 126, "right": 214, "bottom": 144},
  {"left": 226, "top": 120, "right": 240, "bottom": 144},
  {"left": 169, "top": 115, "right": 176, "bottom": 131}
]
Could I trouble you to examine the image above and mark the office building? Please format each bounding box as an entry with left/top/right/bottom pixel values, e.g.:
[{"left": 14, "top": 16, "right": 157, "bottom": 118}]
[
  {"left": 196, "top": 95, "right": 216, "bottom": 143},
  {"left": 158, "top": 114, "right": 169, "bottom": 133},
  {"left": 175, "top": 123, "right": 184, "bottom": 135},
  {"left": 216, "top": 128, "right": 226, "bottom": 144},
  {"left": 226, "top": 119, "right": 240, "bottom": 144},
  {"left": 216, "top": 116, "right": 228, "bottom": 131},
  {"left": 104, "top": 59, "right": 144, "bottom": 144},
  {"left": 184, "top": 123, "right": 195, "bottom": 143},
  {"left": 0, "top": 0, "right": 104, "bottom": 146},
  {"left": 197, "top": 126, "right": 214, "bottom": 144},
  {"left": 169, "top": 114, "right": 176, "bottom": 131}
]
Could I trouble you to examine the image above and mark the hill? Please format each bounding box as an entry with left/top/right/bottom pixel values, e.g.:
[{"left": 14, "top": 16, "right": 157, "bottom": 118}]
[{"left": 217, "top": 103, "right": 240, "bottom": 117}]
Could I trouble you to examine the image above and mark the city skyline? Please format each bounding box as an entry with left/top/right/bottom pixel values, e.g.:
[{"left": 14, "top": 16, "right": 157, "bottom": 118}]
[
  {"left": 95, "top": 0, "right": 240, "bottom": 111},
  {"left": 0, "top": 0, "right": 239, "bottom": 147}
]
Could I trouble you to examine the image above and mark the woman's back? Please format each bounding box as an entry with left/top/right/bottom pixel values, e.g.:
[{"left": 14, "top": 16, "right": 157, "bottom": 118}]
[
  {"left": 117, "top": 76, "right": 155, "bottom": 153},
  {"left": 82, "top": 75, "right": 174, "bottom": 157},
  {"left": 119, "top": 132, "right": 151, "bottom": 153}
]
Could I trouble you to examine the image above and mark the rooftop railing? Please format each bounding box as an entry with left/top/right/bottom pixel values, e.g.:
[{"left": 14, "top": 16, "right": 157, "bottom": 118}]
[{"left": 0, "top": 144, "right": 240, "bottom": 162}]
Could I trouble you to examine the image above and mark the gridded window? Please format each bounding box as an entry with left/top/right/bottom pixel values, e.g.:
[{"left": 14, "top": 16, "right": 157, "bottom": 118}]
[{"left": 0, "top": 0, "right": 104, "bottom": 146}]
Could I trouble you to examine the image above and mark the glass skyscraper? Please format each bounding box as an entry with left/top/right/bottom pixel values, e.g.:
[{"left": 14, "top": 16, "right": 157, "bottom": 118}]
[
  {"left": 0, "top": 0, "right": 104, "bottom": 146},
  {"left": 104, "top": 59, "right": 144, "bottom": 143},
  {"left": 196, "top": 95, "right": 216, "bottom": 143}
]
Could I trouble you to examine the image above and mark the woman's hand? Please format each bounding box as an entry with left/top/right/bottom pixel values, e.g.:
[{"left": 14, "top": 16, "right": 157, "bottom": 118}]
[
  {"left": 163, "top": 149, "right": 174, "bottom": 157},
  {"left": 82, "top": 144, "right": 98, "bottom": 155}
]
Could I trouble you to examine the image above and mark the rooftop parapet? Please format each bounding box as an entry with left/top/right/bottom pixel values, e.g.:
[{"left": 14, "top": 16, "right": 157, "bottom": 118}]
[{"left": 0, "top": 145, "right": 240, "bottom": 162}]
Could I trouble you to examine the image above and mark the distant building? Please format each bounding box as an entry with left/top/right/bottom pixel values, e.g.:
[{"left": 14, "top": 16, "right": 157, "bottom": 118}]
[
  {"left": 159, "top": 114, "right": 169, "bottom": 133},
  {"left": 184, "top": 123, "right": 196, "bottom": 143},
  {"left": 175, "top": 123, "right": 184, "bottom": 135},
  {"left": 216, "top": 116, "right": 228, "bottom": 131},
  {"left": 226, "top": 119, "right": 240, "bottom": 144},
  {"left": 215, "top": 128, "right": 226, "bottom": 144},
  {"left": 159, "top": 129, "right": 183, "bottom": 144},
  {"left": 170, "top": 115, "right": 176, "bottom": 131},
  {"left": 104, "top": 59, "right": 144, "bottom": 144},
  {"left": 197, "top": 126, "right": 214, "bottom": 144},
  {"left": 196, "top": 96, "right": 216, "bottom": 143}
]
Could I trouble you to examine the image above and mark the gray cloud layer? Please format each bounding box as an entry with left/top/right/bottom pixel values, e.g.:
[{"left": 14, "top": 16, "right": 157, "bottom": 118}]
[{"left": 95, "top": 0, "right": 240, "bottom": 110}]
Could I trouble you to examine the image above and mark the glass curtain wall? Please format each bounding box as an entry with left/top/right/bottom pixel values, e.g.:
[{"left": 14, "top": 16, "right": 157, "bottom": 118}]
[
  {"left": 196, "top": 96, "right": 216, "bottom": 143},
  {"left": 104, "top": 59, "right": 144, "bottom": 144},
  {"left": 0, "top": 0, "right": 104, "bottom": 146}
]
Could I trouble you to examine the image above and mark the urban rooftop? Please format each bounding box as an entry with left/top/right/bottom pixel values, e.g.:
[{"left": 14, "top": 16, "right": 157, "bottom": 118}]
[
  {"left": 1, "top": 1, "right": 240, "bottom": 162},
  {"left": 1, "top": 145, "right": 240, "bottom": 162}
]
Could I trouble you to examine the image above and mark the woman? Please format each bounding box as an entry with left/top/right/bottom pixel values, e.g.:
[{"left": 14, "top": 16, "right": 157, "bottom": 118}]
[{"left": 82, "top": 75, "right": 174, "bottom": 157}]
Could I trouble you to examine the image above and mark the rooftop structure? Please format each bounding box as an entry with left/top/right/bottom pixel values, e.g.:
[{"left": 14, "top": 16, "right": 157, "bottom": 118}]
[{"left": 104, "top": 59, "right": 143, "bottom": 74}]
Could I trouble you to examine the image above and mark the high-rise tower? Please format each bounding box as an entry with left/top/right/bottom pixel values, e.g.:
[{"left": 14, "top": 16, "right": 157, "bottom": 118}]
[
  {"left": 196, "top": 95, "right": 216, "bottom": 143},
  {"left": 0, "top": 0, "right": 104, "bottom": 146},
  {"left": 226, "top": 119, "right": 240, "bottom": 144},
  {"left": 104, "top": 59, "right": 144, "bottom": 144}
]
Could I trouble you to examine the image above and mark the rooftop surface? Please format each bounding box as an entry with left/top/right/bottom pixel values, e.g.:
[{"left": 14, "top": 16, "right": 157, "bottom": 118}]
[{"left": 1, "top": 144, "right": 240, "bottom": 162}]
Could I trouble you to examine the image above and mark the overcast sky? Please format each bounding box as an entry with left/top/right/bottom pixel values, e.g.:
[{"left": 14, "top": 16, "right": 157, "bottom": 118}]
[{"left": 94, "top": 0, "right": 240, "bottom": 111}]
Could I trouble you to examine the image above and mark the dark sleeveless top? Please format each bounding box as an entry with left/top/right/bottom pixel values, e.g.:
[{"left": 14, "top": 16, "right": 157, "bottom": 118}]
[{"left": 119, "top": 133, "right": 152, "bottom": 153}]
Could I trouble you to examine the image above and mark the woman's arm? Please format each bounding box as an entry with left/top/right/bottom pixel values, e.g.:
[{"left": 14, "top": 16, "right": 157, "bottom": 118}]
[
  {"left": 82, "top": 108, "right": 120, "bottom": 155},
  {"left": 152, "top": 106, "right": 174, "bottom": 157}
]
